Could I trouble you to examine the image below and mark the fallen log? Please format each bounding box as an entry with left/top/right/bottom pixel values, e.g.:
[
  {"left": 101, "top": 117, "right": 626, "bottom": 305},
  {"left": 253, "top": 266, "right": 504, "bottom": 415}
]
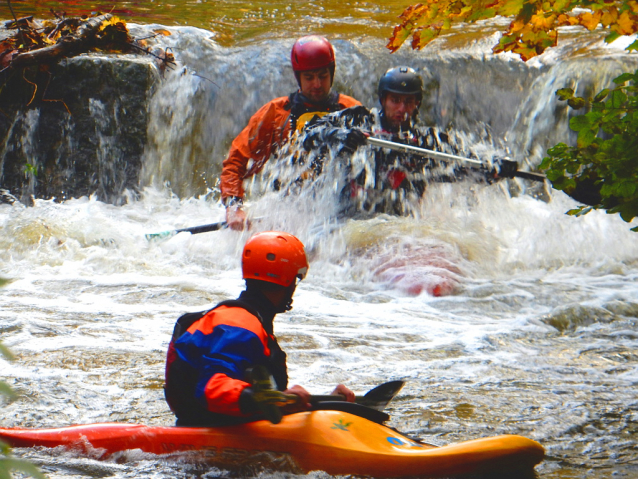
[
  {"left": 1, "top": 12, "right": 174, "bottom": 73},
  {"left": 8, "top": 14, "right": 119, "bottom": 69}
]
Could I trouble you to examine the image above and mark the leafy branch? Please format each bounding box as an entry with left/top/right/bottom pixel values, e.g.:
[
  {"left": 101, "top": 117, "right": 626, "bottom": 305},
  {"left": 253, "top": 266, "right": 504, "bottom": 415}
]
[
  {"left": 540, "top": 71, "right": 638, "bottom": 230},
  {"left": 387, "top": 0, "right": 638, "bottom": 61},
  {"left": 388, "top": 0, "right": 638, "bottom": 230}
]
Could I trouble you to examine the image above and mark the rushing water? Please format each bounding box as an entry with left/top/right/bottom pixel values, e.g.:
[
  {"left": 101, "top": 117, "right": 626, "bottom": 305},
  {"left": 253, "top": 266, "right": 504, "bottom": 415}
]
[{"left": 1, "top": 11, "right": 638, "bottom": 479}]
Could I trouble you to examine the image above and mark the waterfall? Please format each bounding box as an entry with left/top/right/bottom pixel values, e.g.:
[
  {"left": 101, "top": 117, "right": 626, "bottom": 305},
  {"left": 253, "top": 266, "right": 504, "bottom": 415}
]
[
  {"left": 1, "top": 22, "right": 638, "bottom": 479},
  {"left": 2, "top": 24, "right": 636, "bottom": 203},
  {"left": 134, "top": 27, "right": 638, "bottom": 200}
]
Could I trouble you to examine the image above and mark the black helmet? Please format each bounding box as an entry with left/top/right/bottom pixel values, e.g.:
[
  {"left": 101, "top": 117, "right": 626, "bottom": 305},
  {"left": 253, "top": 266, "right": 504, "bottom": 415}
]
[{"left": 377, "top": 66, "right": 423, "bottom": 104}]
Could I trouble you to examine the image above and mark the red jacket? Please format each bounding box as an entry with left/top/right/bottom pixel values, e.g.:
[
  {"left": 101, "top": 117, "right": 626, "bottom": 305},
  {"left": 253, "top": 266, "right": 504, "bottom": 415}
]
[{"left": 220, "top": 91, "right": 361, "bottom": 199}]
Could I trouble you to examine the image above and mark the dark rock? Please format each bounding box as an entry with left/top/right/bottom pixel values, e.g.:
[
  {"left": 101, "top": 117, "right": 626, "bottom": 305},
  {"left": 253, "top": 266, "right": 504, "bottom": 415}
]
[{"left": 0, "top": 53, "right": 159, "bottom": 204}]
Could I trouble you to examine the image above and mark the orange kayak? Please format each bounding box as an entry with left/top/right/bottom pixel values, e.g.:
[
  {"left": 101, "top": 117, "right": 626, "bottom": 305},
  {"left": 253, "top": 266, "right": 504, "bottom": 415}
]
[{"left": 0, "top": 410, "right": 544, "bottom": 477}]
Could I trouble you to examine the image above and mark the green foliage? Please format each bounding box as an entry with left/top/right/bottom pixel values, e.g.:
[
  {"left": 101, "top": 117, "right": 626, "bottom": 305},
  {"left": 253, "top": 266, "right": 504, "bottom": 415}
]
[
  {"left": 23, "top": 164, "right": 37, "bottom": 178},
  {"left": 540, "top": 71, "right": 638, "bottom": 231}
]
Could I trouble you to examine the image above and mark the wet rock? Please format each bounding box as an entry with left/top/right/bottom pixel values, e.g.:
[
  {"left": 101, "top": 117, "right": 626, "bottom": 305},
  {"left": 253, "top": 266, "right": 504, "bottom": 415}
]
[
  {"left": 541, "top": 304, "right": 616, "bottom": 332},
  {"left": 0, "top": 53, "right": 159, "bottom": 205},
  {"left": 602, "top": 300, "right": 638, "bottom": 319}
]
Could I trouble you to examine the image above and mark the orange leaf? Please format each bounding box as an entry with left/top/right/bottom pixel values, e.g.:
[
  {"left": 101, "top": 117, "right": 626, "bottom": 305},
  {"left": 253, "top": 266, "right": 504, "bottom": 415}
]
[
  {"left": 615, "top": 10, "right": 638, "bottom": 35},
  {"left": 153, "top": 29, "right": 172, "bottom": 36},
  {"left": 398, "top": 3, "right": 429, "bottom": 22},
  {"left": 578, "top": 10, "right": 602, "bottom": 30},
  {"left": 387, "top": 23, "right": 414, "bottom": 53},
  {"left": 601, "top": 7, "right": 618, "bottom": 27}
]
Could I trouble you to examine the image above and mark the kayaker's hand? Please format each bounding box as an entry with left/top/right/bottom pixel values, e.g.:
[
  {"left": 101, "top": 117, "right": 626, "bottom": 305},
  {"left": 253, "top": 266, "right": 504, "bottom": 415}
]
[
  {"left": 225, "top": 205, "right": 247, "bottom": 231},
  {"left": 342, "top": 128, "right": 368, "bottom": 154},
  {"left": 282, "top": 384, "right": 312, "bottom": 412},
  {"left": 331, "top": 384, "right": 355, "bottom": 402}
]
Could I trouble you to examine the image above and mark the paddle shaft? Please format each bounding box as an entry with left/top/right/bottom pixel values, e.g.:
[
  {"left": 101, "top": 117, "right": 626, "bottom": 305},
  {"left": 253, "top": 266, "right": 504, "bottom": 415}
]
[
  {"left": 145, "top": 221, "right": 227, "bottom": 241},
  {"left": 366, "top": 137, "right": 546, "bottom": 182},
  {"left": 175, "top": 221, "right": 227, "bottom": 235}
]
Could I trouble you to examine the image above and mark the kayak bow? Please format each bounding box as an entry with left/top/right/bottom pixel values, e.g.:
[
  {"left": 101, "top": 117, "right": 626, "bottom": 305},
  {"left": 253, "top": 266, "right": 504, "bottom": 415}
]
[{"left": 0, "top": 410, "right": 544, "bottom": 477}]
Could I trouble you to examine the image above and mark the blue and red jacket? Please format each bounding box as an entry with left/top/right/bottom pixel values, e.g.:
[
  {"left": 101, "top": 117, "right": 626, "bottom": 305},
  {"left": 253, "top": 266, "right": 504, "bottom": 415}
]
[{"left": 164, "top": 292, "right": 288, "bottom": 426}]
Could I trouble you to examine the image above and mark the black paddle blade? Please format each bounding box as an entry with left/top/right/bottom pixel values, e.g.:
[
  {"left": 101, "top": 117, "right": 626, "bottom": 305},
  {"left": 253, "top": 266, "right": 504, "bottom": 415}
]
[{"left": 358, "top": 380, "right": 405, "bottom": 411}]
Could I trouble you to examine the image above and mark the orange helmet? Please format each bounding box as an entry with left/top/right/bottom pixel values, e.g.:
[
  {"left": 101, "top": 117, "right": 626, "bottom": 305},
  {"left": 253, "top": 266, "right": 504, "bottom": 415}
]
[{"left": 242, "top": 232, "right": 309, "bottom": 287}]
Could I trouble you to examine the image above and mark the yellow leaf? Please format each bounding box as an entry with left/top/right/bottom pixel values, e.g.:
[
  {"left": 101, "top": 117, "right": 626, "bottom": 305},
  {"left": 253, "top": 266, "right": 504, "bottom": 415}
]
[
  {"left": 153, "top": 29, "right": 172, "bottom": 36},
  {"left": 530, "top": 12, "right": 556, "bottom": 31},
  {"left": 556, "top": 13, "right": 577, "bottom": 26},
  {"left": 577, "top": 10, "right": 602, "bottom": 31},
  {"left": 601, "top": 7, "right": 618, "bottom": 27},
  {"left": 497, "top": 0, "right": 525, "bottom": 17},
  {"left": 615, "top": 10, "right": 638, "bottom": 35},
  {"left": 509, "top": 17, "right": 528, "bottom": 33}
]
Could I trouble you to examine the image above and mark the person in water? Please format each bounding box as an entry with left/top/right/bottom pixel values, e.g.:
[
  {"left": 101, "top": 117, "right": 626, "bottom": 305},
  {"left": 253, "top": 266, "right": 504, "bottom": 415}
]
[
  {"left": 301, "top": 66, "right": 518, "bottom": 216},
  {"left": 164, "top": 231, "right": 355, "bottom": 426},
  {"left": 220, "top": 35, "right": 362, "bottom": 230}
]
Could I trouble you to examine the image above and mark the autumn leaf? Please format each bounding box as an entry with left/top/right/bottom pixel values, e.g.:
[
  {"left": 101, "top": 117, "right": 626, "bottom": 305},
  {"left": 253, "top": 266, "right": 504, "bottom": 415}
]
[
  {"left": 552, "top": 0, "right": 573, "bottom": 12},
  {"left": 514, "top": 42, "right": 540, "bottom": 61},
  {"left": 387, "top": 0, "right": 638, "bottom": 62},
  {"left": 153, "top": 29, "right": 172, "bottom": 36},
  {"left": 387, "top": 23, "right": 415, "bottom": 52},
  {"left": 601, "top": 7, "right": 619, "bottom": 27},
  {"left": 577, "top": 10, "right": 603, "bottom": 30},
  {"left": 531, "top": 12, "right": 557, "bottom": 31},
  {"left": 413, "top": 27, "right": 441, "bottom": 49},
  {"left": 498, "top": 0, "right": 526, "bottom": 17},
  {"left": 615, "top": 10, "right": 638, "bottom": 34}
]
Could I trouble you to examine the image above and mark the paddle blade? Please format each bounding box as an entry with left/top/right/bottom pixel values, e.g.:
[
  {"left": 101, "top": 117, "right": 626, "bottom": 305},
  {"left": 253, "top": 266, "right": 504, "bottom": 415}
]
[
  {"left": 358, "top": 380, "right": 404, "bottom": 411},
  {"left": 145, "top": 230, "right": 177, "bottom": 241}
]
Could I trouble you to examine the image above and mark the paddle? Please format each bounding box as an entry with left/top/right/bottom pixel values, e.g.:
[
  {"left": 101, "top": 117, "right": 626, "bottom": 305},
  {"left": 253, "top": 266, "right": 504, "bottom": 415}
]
[
  {"left": 145, "top": 221, "right": 227, "bottom": 241},
  {"left": 249, "top": 365, "right": 404, "bottom": 424},
  {"left": 366, "top": 136, "right": 547, "bottom": 182},
  {"left": 309, "top": 380, "right": 405, "bottom": 411}
]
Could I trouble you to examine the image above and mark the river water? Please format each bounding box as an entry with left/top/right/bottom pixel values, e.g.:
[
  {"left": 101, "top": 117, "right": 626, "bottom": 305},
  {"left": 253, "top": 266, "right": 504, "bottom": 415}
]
[{"left": 1, "top": 7, "right": 638, "bottom": 479}]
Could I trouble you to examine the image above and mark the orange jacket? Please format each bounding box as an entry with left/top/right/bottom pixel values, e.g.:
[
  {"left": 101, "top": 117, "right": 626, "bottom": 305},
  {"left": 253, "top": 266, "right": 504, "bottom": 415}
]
[{"left": 220, "top": 91, "right": 361, "bottom": 200}]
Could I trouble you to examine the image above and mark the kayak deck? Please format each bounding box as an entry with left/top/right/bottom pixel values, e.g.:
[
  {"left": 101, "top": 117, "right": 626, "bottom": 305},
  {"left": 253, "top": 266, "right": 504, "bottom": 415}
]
[{"left": 0, "top": 410, "right": 544, "bottom": 477}]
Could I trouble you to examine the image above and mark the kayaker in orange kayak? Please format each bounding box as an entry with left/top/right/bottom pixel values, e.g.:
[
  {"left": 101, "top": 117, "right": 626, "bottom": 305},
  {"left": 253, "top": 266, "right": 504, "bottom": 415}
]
[
  {"left": 220, "top": 35, "right": 361, "bottom": 231},
  {"left": 164, "top": 231, "right": 355, "bottom": 426}
]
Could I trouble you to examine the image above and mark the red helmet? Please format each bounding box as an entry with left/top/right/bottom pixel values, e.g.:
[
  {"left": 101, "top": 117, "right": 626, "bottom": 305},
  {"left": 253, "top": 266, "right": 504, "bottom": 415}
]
[
  {"left": 291, "top": 35, "right": 335, "bottom": 73},
  {"left": 242, "top": 231, "right": 309, "bottom": 287}
]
